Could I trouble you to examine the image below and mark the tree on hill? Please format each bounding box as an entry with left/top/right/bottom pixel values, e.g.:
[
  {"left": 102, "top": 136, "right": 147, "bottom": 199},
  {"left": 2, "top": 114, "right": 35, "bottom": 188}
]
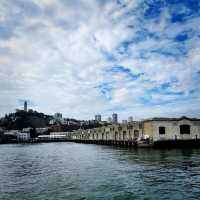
[{"left": 0, "top": 110, "right": 52, "bottom": 130}]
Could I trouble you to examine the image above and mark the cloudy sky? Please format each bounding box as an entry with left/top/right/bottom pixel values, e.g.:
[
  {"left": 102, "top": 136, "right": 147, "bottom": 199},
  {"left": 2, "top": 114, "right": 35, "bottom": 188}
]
[{"left": 0, "top": 0, "right": 200, "bottom": 120}]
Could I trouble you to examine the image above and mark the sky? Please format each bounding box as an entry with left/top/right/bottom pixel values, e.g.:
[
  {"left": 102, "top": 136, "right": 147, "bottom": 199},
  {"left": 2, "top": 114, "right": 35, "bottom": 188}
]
[{"left": 0, "top": 0, "right": 200, "bottom": 121}]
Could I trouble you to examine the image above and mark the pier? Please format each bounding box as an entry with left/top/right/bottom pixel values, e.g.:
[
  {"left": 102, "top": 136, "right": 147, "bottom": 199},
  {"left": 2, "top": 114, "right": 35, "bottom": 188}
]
[{"left": 66, "top": 117, "right": 200, "bottom": 148}]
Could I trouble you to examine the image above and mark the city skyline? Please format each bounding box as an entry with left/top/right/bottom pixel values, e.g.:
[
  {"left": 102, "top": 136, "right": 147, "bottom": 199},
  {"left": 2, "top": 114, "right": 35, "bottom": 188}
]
[{"left": 0, "top": 0, "right": 200, "bottom": 120}]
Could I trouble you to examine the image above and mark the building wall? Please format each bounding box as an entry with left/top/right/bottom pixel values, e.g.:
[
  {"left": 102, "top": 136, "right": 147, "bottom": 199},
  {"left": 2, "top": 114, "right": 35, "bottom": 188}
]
[
  {"left": 72, "top": 122, "right": 143, "bottom": 141},
  {"left": 144, "top": 119, "right": 200, "bottom": 142},
  {"left": 17, "top": 132, "right": 30, "bottom": 141},
  {"left": 73, "top": 119, "right": 200, "bottom": 142},
  {"left": 143, "top": 121, "right": 154, "bottom": 140}
]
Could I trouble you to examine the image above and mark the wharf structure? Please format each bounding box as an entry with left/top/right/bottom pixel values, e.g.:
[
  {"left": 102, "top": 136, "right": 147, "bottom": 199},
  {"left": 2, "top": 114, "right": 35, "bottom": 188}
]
[{"left": 71, "top": 117, "right": 200, "bottom": 148}]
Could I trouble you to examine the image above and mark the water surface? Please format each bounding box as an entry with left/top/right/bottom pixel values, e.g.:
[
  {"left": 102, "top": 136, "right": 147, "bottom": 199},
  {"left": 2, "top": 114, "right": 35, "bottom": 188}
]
[{"left": 0, "top": 143, "right": 200, "bottom": 200}]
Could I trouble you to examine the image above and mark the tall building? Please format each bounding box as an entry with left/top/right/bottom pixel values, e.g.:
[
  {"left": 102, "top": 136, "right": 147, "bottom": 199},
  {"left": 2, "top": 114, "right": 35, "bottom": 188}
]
[
  {"left": 24, "top": 101, "right": 27, "bottom": 112},
  {"left": 107, "top": 117, "right": 112, "bottom": 123},
  {"left": 112, "top": 113, "right": 118, "bottom": 124},
  {"left": 122, "top": 120, "right": 128, "bottom": 124},
  {"left": 54, "top": 113, "right": 62, "bottom": 121},
  {"left": 128, "top": 116, "right": 133, "bottom": 123},
  {"left": 95, "top": 114, "right": 101, "bottom": 122}
]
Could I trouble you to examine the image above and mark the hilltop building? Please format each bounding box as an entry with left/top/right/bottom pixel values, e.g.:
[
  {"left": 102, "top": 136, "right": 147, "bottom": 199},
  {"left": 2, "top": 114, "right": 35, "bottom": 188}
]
[
  {"left": 95, "top": 114, "right": 101, "bottom": 122},
  {"left": 128, "top": 116, "right": 133, "bottom": 123},
  {"left": 54, "top": 113, "right": 62, "bottom": 121},
  {"left": 112, "top": 113, "right": 118, "bottom": 124},
  {"left": 24, "top": 101, "right": 27, "bottom": 112}
]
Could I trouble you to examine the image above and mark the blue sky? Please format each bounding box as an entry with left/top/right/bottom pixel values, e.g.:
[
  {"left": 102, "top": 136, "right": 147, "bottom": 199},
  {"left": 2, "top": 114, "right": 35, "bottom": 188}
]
[{"left": 0, "top": 0, "right": 200, "bottom": 120}]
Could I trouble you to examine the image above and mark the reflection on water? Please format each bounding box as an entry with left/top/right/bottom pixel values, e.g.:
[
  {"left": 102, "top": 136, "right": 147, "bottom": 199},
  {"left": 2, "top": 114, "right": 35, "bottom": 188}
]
[{"left": 0, "top": 143, "right": 200, "bottom": 200}]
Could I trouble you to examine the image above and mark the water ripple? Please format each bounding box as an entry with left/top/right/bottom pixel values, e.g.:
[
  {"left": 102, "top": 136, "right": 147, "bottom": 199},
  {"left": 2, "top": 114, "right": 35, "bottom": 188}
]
[{"left": 0, "top": 143, "right": 200, "bottom": 200}]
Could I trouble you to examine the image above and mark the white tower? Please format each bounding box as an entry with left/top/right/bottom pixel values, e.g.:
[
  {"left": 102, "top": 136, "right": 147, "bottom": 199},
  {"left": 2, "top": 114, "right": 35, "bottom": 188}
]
[{"left": 24, "top": 101, "right": 27, "bottom": 112}]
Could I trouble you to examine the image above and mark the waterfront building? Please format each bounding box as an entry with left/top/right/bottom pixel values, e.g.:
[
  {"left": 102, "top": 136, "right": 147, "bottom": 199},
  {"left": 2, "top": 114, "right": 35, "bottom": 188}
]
[
  {"left": 37, "top": 132, "right": 70, "bottom": 141},
  {"left": 24, "top": 101, "right": 27, "bottom": 112},
  {"left": 4, "top": 130, "right": 19, "bottom": 137},
  {"left": 72, "top": 121, "right": 142, "bottom": 142},
  {"left": 112, "top": 113, "right": 118, "bottom": 124},
  {"left": 49, "top": 119, "right": 55, "bottom": 125},
  {"left": 36, "top": 127, "right": 49, "bottom": 135},
  {"left": 54, "top": 113, "right": 62, "bottom": 121},
  {"left": 17, "top": 132, "right": 30, "bottom": 141},
  {"left": 95, "top": 114, "right": 101, "bottom": 122},
  {"left": 22, "top": 127, "right": 32, "bottom": 133},
  {"left": 143, "top": 116, "right": 200, "bottom": 142},
  {"left": 71, "top": 116, "right": 200, "bottom": 147}
]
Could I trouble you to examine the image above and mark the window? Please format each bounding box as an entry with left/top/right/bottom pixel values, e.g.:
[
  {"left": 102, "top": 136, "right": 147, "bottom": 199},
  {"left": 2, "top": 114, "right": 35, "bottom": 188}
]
[
  {"left": 159, "top": 127, "right": 165, "bottom": 135},
  {"left": 180, "top": 125, "right": 190, "bottom": 134}
]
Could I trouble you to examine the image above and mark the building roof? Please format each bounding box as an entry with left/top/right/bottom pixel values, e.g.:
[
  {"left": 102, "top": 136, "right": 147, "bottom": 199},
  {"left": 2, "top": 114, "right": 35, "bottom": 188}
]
[{"left": 144, "top": 116, "right": 200, "bottom": 122}]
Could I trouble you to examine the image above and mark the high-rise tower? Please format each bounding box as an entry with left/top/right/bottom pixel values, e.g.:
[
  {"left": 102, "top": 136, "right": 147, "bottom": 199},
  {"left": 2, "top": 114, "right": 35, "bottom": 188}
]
[
  {"left": 24, "top": 101, "right": 27, "bottom": 112},
  {"left": 112, "top": 113, "right": 118, "bottom": 124},
  {"left": 95, "top": 114, "right": 101, "bottom": 122}
]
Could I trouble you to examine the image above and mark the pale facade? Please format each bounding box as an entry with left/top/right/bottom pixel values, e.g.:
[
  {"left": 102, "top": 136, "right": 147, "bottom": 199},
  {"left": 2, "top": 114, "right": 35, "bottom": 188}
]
[
  {"left": 17, "top": 132, "right": 30, "bottom": 141},
  {"left": 143, "top": 117, "right": 200, "bottom": 142},
  {"left": 72, "top": 122, "right": 143, "bottom": 141},
  {"left": 72, "top": 117, "right": 200, "bottom": 144}
]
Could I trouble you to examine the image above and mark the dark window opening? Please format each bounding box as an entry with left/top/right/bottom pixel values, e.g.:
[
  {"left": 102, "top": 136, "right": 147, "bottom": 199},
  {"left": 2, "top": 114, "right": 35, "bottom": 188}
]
[
  {"left": 180, "top": 124, "right": 190, "bottom": 134},
  {"left": 159, "top": 127, "right": 165, "bottom": 135}
]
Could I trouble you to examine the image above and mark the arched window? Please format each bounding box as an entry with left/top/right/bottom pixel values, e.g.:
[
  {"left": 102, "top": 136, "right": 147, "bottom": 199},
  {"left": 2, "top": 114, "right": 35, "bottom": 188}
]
[
  {"left": 115, "top": 132, "right": 118, "bottom": 140},
  {"left": 180, "top": 124, "right": 190, "bottom": 134},
  {"left": 123, "top": 131, "right": 126, "bottom": 140}
]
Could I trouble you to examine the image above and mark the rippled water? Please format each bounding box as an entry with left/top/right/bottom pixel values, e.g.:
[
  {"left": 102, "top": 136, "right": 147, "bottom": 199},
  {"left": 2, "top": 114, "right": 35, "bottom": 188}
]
[{"left": 0, "top": 143, "right": 200, "bottom": 200}]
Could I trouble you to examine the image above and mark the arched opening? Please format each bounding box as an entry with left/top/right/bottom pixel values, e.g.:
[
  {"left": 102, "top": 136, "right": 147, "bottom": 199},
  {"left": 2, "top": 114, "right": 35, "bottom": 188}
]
[
  {"left": 134, "top": 130, "right": 139, "bottom": 139},
  {"left": 115, "top": 132, "right": 118, "bottom": 141},
  {"left": 119, "top": 133, "right": 122, "bottom": 140},
  {"left": 123, "top": 131, "right": 126, "bottom": 140},
  {"left": 106, "top": 132, "right": 108, "bottom": 140}
]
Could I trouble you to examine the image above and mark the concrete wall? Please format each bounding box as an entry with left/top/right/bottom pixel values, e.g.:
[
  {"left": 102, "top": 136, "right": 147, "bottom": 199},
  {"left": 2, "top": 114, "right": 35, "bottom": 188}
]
[
  {"left": 73, "top": 119, "right": 200, "bottom": 143},
  {"left": 72, "top": 122, "right": 143, "bottom": 142},
  {"left": 144, "top": 119, "right": 200, "bottom": 141}
]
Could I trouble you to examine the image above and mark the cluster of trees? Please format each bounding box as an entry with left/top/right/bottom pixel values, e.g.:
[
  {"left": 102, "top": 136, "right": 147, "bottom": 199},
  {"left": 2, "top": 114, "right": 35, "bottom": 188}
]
[
  {"left": 0, "top": 110, "right": 52, "bottom": 130},
  {"left": 0, "top": 110, "right": 106, "bottom": 133}
]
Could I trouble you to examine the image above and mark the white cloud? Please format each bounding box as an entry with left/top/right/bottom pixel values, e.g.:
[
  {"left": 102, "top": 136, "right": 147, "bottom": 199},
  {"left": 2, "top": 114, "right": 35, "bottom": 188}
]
[{"left": 0, "top": 0, "right": 200, "bottom": 121}]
